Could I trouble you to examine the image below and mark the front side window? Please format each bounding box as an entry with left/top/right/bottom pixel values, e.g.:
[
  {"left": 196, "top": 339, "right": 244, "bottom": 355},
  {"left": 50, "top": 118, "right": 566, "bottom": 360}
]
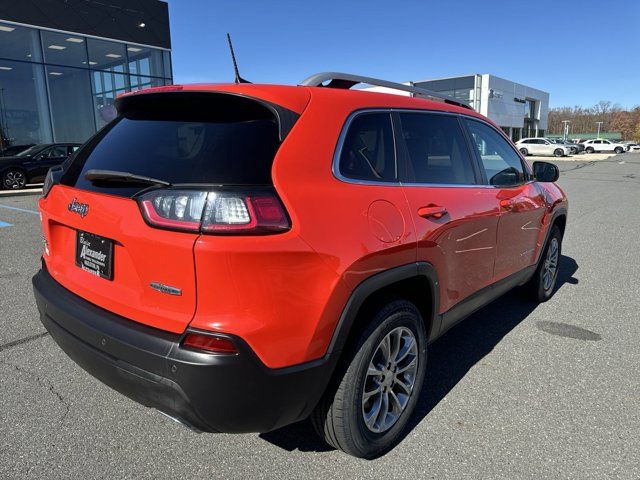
[
  {"left": 338, "top": 113, "right": 396, "bottom": 182},
  {"left": 464, "top": 119, "right": 526, "bottom": 187},
  {"left": 40, "top": 146, "right": 67, "bottom": 159},
  {"left": 398, "top": 113, "right": 476, "bottom": 184}
]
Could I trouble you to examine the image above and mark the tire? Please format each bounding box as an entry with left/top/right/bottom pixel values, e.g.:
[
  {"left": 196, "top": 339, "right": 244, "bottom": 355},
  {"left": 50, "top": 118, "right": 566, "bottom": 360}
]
[
  {"left": 526, "top": 225, "right": 562, "bottom": 302},
  {"left": 570, "top": 147, "right": 577, "bottom": 154},
  {"left": 586, "top": 147, "right": 595, "bottom": 154},
  {"left": 553, "top": 148, "right": 564, "bottom": 157},
  {"left": 614, "top": 147, "right": 623, "bottom": 154},
  {"left": 519, "top": 148, "right": 529, "bottom": 156},
  {"left": 311, "top": 299, "right": 427, "bottom": 459},
  {"left": 2, "top": 168, "right": 27, "bottom": 190}
]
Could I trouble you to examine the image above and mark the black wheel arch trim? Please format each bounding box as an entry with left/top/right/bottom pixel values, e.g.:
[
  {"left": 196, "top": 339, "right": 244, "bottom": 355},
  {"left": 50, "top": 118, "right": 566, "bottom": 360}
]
[
  {"left": 537, "top": 206, "right": 567, "bottom": 264},
  {"left": 325, "top": 262, "right": 441, "bottom": 357}
]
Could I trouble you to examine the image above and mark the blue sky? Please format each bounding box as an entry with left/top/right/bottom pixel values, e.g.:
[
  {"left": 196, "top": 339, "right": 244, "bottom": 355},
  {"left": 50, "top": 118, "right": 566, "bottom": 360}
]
[{"left": 165, "top": 0, "right": 639, "bottom": 109}]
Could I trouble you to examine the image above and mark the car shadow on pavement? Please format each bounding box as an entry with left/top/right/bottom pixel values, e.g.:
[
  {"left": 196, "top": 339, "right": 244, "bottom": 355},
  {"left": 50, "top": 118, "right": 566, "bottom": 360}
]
[{"left": 260, "top": 255, "right": 579, "bottom": 455}]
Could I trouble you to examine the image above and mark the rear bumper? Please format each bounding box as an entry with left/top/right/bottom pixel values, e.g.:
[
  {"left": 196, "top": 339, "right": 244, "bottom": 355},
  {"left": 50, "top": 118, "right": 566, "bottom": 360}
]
[{"left": 32, "top": 265, "right": 336, "bottom": 433}]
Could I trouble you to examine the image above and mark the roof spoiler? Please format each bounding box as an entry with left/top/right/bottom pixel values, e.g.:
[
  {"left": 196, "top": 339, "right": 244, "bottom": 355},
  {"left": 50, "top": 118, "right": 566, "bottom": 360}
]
[{"left": 299, "top": 72, "right": 473, "bottom": 110}]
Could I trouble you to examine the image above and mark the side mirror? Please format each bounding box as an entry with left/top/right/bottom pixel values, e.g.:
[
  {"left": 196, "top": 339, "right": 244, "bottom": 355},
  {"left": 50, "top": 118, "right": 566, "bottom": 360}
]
[
  {"left": 490, "top": 167, "right": 520, "bottom": 186},
  {"left": 533, "top": 161, "right": 559, "bottom": 182}
]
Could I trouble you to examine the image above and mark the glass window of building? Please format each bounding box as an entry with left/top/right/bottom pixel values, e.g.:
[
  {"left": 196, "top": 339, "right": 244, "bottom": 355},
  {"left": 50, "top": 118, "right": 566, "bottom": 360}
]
[
  {"left": 0, "top": 22, "right": 42, "bottom": 62},
  {"left": 46, "top": 66, "right": 95, "bottom": 142},
  {"left": 87, "top": 38, "right": 127, "bottom": 73},
  {"left": 130, "top": 76, "right": 165, "bottom": 91},
  {"left": 41, "top": 30, "right": 88, "bottom": 68},
  {"left": 162, "top": 50, "right": 172, "bottom": 79},
  {"left": 91, "top": 70, "right": 127, "bottom": 129},
  {"left": 415, "top": 76, "right": 475, "bottom": 107},
  {"left": 127, "top": 45, "right": 164, "bottom": 78},
  {"left": 0, "top": 20, "right": 171, "bottom": 146},
  {"left": 0, "top": 60, "right": 52, "bottom": 148}
]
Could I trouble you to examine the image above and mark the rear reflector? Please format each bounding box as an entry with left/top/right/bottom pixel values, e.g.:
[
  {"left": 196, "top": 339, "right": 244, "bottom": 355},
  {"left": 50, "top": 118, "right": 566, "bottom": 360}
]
[
  {"left": 182, "top": 332, "right": 238, "bottom": 354},
  {"left": 137, "top": 188, "right": 290, "bottom": 235}
]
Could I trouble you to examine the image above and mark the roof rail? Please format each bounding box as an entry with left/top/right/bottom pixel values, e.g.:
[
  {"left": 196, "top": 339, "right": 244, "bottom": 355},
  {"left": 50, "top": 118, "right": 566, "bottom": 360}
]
[{"left": 299, "top": 72, "right": 473, "bottom": 110}]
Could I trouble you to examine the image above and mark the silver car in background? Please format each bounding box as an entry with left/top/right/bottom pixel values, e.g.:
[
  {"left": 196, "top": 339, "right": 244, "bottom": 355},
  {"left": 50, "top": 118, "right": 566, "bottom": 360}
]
[{"left": 550, "top": 139, "right": 585, "bottom": 154}]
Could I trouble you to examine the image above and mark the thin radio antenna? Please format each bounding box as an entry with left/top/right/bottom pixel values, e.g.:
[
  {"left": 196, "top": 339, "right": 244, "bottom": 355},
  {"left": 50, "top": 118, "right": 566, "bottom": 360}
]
[{"left": 226, "top": 33, "right": 250, "bottom": 84}]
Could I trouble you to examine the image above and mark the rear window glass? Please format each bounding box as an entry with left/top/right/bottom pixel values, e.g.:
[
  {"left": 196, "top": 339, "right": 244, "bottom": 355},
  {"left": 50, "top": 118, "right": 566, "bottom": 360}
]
[{"left": 62, "top": 93, "right": 281, "bottom": 196}]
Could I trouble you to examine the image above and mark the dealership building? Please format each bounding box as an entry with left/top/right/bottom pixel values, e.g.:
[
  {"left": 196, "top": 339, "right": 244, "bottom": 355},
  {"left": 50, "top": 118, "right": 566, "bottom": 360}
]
[
  {"left": 0, "top": 0, "right": 172, "bottom": 151},
  {"left": 364, "top": 74, "right": 549, "bottom": 142}
]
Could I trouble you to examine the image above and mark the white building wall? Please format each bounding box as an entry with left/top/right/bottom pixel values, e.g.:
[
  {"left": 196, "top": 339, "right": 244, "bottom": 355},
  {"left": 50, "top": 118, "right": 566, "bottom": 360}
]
[
  {"left": 357, "top": 85, "right": 411, "bottom": 96},
  {"left": 359, "top": 74, "right": 549, "bottom": 133}
]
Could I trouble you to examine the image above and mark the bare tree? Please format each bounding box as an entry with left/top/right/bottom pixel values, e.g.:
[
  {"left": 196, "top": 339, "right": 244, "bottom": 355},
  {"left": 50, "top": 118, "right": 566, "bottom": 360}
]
[{"left": 548, "top": 101, "right": 640, "bottom": 139}]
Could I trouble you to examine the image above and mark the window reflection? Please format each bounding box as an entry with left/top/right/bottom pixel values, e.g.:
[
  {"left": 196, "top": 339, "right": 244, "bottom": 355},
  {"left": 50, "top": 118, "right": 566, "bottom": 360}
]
[
  {"left": 91, "top": 70, "right": 127, "bottom": 128},
  {"left": 0, "top": 60, "right": 52, "bottom": 148},
  {"left": 41, "top": 30, "right": 88, "bottom": 67},
  {"left": 127, "top": 46, "right": 164, "bottom": 78},
  {"left": 87, "top": 38, "right": 127, "bottom": 73},
  {"left": 0, "top": 23, "right": 172, "bottom": 144},
  {"left": 0, "top": 22, "right": 42, "bottom": 62},
  {"left": 130, "top": 75, "right": 164, "bottom": 92},
  {"left": 47, "top": 66, "right": 95, "bottom": 142}
]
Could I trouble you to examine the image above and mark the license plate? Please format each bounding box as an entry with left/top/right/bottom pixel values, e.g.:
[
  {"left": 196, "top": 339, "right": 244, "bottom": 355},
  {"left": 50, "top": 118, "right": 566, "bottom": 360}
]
[{"left": 75, "top": 230, "right": 114, "bottom": 280}]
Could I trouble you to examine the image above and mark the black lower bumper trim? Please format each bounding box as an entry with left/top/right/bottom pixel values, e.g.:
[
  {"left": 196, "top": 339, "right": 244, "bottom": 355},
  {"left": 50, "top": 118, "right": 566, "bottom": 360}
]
[{"left": 33, "top": 266, "right": 337, "bottom": 433}]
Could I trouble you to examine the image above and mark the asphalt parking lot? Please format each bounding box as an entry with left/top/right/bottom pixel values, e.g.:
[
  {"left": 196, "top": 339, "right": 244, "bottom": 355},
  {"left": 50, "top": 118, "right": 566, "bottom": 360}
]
[{"left": 1, "top": 155, "right": 639, "bottom": 479}]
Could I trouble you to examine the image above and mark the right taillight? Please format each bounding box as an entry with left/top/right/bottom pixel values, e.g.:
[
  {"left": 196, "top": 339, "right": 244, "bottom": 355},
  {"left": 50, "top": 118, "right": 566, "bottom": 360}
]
[{"left": 137, "top": 188, "right": 290, "bottom": 235}]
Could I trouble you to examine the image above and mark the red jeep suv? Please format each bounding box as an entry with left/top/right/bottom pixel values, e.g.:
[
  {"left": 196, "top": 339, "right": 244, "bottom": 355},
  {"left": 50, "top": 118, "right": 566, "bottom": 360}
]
[{"left": 33, "top": 73, "right": 568, "bottom": 458}]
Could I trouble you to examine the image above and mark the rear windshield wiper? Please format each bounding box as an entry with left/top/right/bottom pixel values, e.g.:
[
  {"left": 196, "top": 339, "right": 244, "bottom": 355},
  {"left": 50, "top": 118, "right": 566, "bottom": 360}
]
[{"left": 85, "top": 169, "right": 171, "bottom": 187}]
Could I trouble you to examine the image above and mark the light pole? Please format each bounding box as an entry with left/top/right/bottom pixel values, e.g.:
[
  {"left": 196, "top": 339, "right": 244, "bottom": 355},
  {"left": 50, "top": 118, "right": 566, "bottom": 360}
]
[
  {"left": 596, "top": 121, "right": 604, "bottom": 139},
  {"left": 562, "top": 120, "right": 571, "bottom": 141}
]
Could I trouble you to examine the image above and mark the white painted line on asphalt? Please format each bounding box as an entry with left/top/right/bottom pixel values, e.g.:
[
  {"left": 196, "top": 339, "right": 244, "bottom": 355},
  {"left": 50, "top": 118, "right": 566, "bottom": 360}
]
[
  {"left": 0, "top": 204, "right": 39, "bottom": 215},
  {"left": 0, "top": 219, "right": 12, "bottom": 228}
]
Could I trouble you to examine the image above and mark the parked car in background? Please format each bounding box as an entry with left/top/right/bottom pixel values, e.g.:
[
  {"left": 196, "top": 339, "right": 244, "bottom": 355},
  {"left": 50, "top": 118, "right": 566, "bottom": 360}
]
[
  {"left": 625, "top": 143, "right": 640, "bottom": 151},
  {"left": 516, "top": 138, "right": 571, "bottom": 157},
  {"left": 550, "top": 139, "right": 584, "bottom": 154},
  {"left": 582, "top": 139, "right": 626, "bottom": 154},
  {"left": 0, "top": 144, "right": 35, "bottom": 157},
  {"left": 32, "top": 74, "right": 568, "bottom": 459},
  {"left": 621, "top": 141, "right": 638, "bottom": 151},
  {"left": 1, "top": 143, "right": 81, "bottom": 189}
]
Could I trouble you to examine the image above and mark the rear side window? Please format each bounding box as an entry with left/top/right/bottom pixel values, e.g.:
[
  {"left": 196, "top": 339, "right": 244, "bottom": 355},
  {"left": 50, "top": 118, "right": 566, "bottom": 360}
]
[
  {"left": 62, "top": 93, "right": 283, "bottom": 197},
  {"left": 398, "top": 113, "right": 477, "bottom": 185},
  {"left": 338, "top": 112, "right": 396, "bottom": 182},
  {"left": 464, "top": 119, "right": 526, "bottom": 187}
]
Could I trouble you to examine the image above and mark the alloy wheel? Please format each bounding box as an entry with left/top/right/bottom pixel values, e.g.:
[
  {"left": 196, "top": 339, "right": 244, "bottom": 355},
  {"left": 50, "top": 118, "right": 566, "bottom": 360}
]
[
  {"left": 3, "top": 170, "right": 26, "bottom": 189},
  {"left": 362, "top": 326, "right": 418, "bottom": 434},
  {"left": 542, "top": 237, "right": 559, "bottom": 291}
]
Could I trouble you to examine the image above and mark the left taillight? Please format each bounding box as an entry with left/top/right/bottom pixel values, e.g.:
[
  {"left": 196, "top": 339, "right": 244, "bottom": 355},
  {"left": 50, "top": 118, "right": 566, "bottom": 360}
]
[{"left": 137, "top": 188, "right": 290, "bottom": 235}]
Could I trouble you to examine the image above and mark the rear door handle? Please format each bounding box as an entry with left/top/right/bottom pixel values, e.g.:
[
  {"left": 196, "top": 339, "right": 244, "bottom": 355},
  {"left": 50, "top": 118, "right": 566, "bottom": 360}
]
[{"left": 418, "top": 205, "right": 447, "bottom": 219}]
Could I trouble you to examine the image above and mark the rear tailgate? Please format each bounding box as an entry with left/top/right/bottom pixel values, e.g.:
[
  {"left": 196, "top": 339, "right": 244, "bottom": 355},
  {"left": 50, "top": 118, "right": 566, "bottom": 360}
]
[
  {"left": 40, "top": 185, "right": 198, "bottom": 333},
  {"left": 38, "top": 88, "right": 304, "bottom": 333}
]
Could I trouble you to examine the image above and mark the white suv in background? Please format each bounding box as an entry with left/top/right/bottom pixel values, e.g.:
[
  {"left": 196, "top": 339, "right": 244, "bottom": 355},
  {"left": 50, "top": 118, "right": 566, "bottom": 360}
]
[
  {"left": 516, "top": 138, "right": 571, "bottom": 157},
  {"left": 582, "top": 139, "right": 626, "bottom": 154}
]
